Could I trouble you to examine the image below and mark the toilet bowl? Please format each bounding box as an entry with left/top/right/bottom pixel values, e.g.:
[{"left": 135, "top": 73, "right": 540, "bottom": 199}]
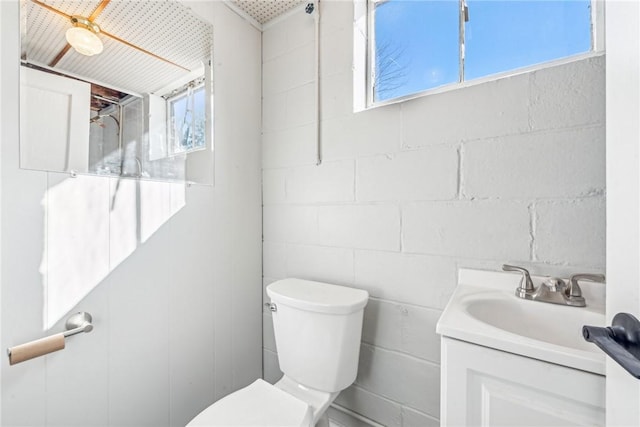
[{"left": 186, "top": 278, "right": 369, "bottom": 427}]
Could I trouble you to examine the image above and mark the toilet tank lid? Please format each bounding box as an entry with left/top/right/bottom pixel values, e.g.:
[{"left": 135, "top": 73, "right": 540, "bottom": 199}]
[{"left": 267, "top": 279, "right": 369, "bottom": 314}]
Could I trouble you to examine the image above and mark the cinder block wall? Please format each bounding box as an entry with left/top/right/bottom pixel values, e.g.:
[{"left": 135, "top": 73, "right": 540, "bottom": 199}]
[{"left": 261, "top": 2, "right": 605, "bottom": 426}]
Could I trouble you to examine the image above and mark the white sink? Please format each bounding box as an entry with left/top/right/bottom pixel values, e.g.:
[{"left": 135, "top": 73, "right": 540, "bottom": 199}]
[{"left": 437, "top": 269, "right": 606, "bottom": 375}]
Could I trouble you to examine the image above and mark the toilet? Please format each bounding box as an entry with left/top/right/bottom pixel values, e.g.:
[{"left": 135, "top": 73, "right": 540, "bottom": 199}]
[{"left": 187, "top": 278, "right": 369, "bottom": 427}]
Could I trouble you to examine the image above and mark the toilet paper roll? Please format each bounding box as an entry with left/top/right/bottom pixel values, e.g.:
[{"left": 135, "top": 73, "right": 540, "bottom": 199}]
[{"left": 8, "top": 333, "right": 65, "bottom": 365}]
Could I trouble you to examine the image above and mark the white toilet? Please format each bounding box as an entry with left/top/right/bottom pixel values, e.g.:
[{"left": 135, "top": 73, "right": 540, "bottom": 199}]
[{"left": 187, "top": 278, "right": 369, "bottom": 427}]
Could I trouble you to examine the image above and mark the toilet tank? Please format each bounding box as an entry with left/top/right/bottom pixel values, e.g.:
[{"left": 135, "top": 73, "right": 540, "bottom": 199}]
[{"left": 266, "top": 279, "right": 369, "bottom": 393}]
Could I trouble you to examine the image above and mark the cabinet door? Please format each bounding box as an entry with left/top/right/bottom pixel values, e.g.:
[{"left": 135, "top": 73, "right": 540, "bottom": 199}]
[
  {"left": 441, "top": 337, "right": 605, "bottom": 426},
  {"left": 20, "top": 66, "right": 90, "bottom": 172}
]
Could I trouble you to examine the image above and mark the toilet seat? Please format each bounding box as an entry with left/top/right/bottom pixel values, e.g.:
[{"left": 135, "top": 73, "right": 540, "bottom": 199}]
[{"left": 186, "top": 379, "right": 313, "bottom": 427}]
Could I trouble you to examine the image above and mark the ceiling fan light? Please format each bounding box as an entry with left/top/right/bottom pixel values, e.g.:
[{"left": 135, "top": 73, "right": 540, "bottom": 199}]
[{"left": 66, "top": 17, "right": 103, "bottom": 56}]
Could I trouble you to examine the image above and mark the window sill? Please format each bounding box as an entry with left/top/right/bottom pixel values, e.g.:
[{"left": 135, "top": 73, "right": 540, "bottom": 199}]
[{"left": 356, "top": 51, "right": 605, "bottom": 113}]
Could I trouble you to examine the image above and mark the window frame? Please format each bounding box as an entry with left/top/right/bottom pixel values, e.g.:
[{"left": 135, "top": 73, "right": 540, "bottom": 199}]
[
  {"left": 355, "top": 0, "right": 605, "bottom": 110},
  {"left": 165, "top": 81, "right": 208, "bottom": 157}
]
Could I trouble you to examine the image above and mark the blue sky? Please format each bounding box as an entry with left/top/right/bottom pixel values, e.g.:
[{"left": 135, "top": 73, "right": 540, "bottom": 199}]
[{"left": 374, "top": 0, "right": 592, "bottom": 101}]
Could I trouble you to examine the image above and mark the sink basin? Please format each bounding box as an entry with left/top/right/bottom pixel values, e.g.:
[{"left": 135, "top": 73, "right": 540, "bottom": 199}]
[
  {"left": 437, "top": 269, "right": 606, "bottom": 375},
  {"left": 464, "top": 294, "right": 603, "bottom": 353}
]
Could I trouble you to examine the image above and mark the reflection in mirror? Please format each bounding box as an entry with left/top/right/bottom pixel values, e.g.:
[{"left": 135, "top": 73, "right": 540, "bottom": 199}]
[{"left": 20, "top": 0, "right": 214, "bottom": 185}]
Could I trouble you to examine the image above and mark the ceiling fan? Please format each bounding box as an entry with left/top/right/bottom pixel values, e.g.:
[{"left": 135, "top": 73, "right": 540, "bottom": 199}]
[{"left": 30, "top": 0, "right": 189, "bottom": 71}]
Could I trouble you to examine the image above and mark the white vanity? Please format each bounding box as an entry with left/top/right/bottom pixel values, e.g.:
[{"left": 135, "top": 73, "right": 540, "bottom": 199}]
[{"left": 437, "top": 269, "right": 606, "bottom": 426}]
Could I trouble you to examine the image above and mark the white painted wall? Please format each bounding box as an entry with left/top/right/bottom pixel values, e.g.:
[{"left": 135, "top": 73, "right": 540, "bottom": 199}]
[
  {"left": 605, "top": 1, "right": 640, "bottom": 424},
  {"left": 1, "top": 2, "right": 262, "bottom": 426},
  {"left": 0, "top": 2, "right": 3, "bottom": 422},
  {"left": 261, "top": 2, "right": 605, "bottom": 425}
]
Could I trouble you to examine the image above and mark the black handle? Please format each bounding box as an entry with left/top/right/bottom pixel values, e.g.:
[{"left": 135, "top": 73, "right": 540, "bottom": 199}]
[{"left": 583, "top": 312, "right": 640, "bottom": 379}]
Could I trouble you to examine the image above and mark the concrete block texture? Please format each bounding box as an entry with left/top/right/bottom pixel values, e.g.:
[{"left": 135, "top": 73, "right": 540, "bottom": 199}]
[
  {"left": 263, "top": 92, "right": 288, "bottom": 132},
  {"left": 262, "top": 169, "right": 287, "bottom": 205},
  {"left": 463, "top": 125, "right": 605, "bottom": 199},
  {"left": 285, "top": 160, "right": 355, "bottom": 203},
  {"left": 321, "top": 71, "right": 355, "bottom": 120},
  {"left": 262, "top": 8, "right": 314, "bottom": 62},
  {"left": 534, "top": 197, "right": 606, "bottom": 268},
  {"left": 318, "top": 204, "right": 401, "bottom": 251},
  {"left": 401, "top": 406, "right": 440, "bottom": 427},
  {"left": 402, "top": 71, "right": 530, "bottom": 148},
  {"left": 320, "top": 28, "right": 353, "bottom": 78},
  {"left": 530, "top": 55, "right": 605, "bottom": 131},
  {"left": 356, "top": 344, "right": 440, "bottom": 418},
  {"left": 285, "top": 83, "right": 316, "bottom": 128},
  {"left": 402, "top": 201, "right": 531, "bottom": 259},
  {"left": 362, "top": 299, "right": 441, "bottom": 363},
  {"left": 334, "top": 385, "right": 402, "bottom": 427},
  {"left": 354, "top": 251, "right": 458, "bottom": 309},
  {"left": 262, "top": 21, "right": 288, "bottom": 62},
  {"left": 263, "top": 205, "right": 318, "bottom": 244},
  {"left": 326, "top": 409, "right": 372, "bottom": 427},
  {"left": 285, "top": 244, "right": 355, "bottom": 286},
  {"left": 263, "top": 242, "right": 287, "bottom": 281},
  {"left": 262, "top": 244, "right": 356, "bottom": 291},
  {"left": 318, "top": 0, "right": 353, "bottom": 32},
  {"left": 356, "top": 146, "right": 459, "bottom": 202},
  {"left": 263, "top": 43, "right": 315, "bottom": 96},
  {"left": 322, "top": 104, "right": 402, "bottom": 160},
  {"left": 263, "top": 124, "right": 318, "bottom": 168}
]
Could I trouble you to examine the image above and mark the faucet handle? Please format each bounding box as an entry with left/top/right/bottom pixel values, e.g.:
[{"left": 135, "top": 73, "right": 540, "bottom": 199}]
[
  {"left": 503, "top": 264, "right": 535, "bottom": 296},
  {"left": 567, "top": 273, "right": 606, "bottom": 299}
]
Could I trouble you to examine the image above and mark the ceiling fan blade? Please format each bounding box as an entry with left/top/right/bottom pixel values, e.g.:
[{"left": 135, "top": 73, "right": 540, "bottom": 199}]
[{"left": 101, "top": 30, "right": 190, "bottom": 72}]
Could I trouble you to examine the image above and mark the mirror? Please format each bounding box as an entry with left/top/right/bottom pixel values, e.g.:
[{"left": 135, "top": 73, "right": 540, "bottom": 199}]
[{"left": 20, "top": 0, "right": 214, "bottom": 185}]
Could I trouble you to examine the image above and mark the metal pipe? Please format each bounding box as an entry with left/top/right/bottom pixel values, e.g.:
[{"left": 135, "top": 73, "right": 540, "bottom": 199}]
[
  {"left": 307, "top": 1, "right": 322, "bottom": 166},
  {"left": 91, "top": 94, "right": 121, "bottom": 105},
  {"left": 90, "top": 113, "right": 120, "bottom": 129},
  {"left": 117, "top": 103, "right": 124, "bottom": 174}
]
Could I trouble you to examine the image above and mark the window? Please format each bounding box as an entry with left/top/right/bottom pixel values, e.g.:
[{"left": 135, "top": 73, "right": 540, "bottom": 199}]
[
  {"left": 366, "top": 0, "right": 598, "bottom": 104},
  {"left": 166, "top": 82, "right": 207, "bottom": 155}
]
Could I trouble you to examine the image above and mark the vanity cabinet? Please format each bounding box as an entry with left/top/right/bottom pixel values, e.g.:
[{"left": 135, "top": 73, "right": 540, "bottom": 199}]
[{"left": 441, "top": 337, "right": 605, "bottom": 426}]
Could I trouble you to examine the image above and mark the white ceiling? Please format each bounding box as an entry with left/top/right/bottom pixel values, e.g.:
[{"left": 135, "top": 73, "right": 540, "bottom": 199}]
[{"left": 231, "top": 0, "right": 304, "bottom": 25}]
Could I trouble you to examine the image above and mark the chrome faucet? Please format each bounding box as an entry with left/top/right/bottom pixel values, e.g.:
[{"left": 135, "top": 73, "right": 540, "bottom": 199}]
[{"left": 502, "top": 265, "right": 605, "bottom": 307}]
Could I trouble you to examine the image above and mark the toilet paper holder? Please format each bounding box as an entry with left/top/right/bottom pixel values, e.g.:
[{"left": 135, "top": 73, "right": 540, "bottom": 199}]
[{"left": 7, "top": 312, "right": 93, "bottom": 365}]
